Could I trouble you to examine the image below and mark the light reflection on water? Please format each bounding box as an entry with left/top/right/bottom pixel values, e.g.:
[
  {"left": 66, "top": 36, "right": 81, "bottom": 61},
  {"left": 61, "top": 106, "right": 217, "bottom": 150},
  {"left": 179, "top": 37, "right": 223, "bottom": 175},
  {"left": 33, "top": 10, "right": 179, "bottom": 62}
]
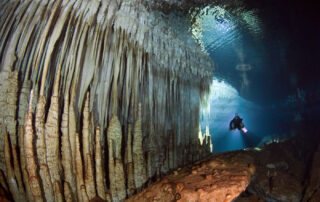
[{"left": 191, "top": 6, "right": 263, "bottom": 54}]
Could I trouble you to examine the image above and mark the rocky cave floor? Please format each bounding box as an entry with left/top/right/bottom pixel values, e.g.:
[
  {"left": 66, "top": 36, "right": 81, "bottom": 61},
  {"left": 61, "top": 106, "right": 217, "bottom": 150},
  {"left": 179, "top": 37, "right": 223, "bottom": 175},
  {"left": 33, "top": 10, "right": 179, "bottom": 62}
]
[
  {"left": 127, "top": 127, "right": 320, "bottom": 202},
  {"left": 1, "top": 129, "right": 320, "bottom": 202}
]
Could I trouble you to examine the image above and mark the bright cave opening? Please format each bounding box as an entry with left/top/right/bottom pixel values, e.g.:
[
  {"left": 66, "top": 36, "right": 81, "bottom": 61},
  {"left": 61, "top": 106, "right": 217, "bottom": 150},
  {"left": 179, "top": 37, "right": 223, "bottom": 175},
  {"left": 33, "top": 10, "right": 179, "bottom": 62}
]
[{"left": 194, "top": 1, "right": 320, "bottom": 153}]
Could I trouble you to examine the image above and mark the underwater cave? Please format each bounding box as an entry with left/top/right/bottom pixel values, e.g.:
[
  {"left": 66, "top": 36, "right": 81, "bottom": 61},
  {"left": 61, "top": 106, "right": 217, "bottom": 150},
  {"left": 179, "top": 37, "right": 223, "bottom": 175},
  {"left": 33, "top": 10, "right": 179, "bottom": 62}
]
[{"left": 0, "top": 0, "right": 319, "bottom": 201}]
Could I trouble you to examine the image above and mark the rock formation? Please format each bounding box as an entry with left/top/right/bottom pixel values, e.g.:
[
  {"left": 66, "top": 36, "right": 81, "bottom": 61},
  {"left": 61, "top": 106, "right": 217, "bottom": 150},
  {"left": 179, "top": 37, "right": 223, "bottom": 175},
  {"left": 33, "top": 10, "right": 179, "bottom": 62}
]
[
  {"left": 1, "top": 0, "right": 320, "bottom": 202},
  {"left": 0, "top": 0, "right": 215, "bottom": 201},
  {"left": 234, "top": 133, "right": 320, "bottom": 202},
  {"left": 126, "top": 151, "right": 255, "bottom": 202},
  {"left": 126, "top": 134, "right": 320, "bottom": 202},
  {"left": 133, "top": 103, "right": 147, "bottom": 190}
]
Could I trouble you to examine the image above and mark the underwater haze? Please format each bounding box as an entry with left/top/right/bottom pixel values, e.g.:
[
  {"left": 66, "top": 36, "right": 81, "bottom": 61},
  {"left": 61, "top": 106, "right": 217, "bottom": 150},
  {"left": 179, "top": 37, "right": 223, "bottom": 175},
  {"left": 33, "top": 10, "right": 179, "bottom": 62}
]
[{"left": 198, "top": 0, "right": 320, "bottom": 153}]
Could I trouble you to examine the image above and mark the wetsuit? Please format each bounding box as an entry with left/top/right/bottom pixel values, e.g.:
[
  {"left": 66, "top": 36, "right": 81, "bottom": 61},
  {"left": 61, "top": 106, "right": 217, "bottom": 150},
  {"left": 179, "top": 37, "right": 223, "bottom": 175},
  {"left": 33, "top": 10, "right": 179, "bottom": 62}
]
[{"left": 229, "top": 115, "right": 244, "bottom": 130}]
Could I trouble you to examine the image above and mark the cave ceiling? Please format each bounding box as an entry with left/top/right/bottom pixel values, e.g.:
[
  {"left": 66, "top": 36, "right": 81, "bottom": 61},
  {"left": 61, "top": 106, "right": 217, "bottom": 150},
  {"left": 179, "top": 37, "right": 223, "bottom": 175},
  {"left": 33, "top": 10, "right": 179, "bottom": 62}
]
[{"left": 151, "top": 0, "right": 320, "bottom": 105}]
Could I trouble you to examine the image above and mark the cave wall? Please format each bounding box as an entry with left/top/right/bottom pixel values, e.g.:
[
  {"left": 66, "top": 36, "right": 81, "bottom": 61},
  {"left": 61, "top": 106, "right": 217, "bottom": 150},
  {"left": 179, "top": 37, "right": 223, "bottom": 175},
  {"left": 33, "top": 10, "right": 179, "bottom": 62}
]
[{"left": 0, "top": 0, "right": 214, "bottom": 201}]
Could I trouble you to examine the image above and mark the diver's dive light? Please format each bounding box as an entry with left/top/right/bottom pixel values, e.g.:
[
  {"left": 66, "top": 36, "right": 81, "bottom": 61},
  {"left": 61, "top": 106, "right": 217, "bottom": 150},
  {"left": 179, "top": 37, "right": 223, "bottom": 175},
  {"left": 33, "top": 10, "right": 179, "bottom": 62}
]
[{"left": 241, "top": 127, "right": 248, "bottom": 133}]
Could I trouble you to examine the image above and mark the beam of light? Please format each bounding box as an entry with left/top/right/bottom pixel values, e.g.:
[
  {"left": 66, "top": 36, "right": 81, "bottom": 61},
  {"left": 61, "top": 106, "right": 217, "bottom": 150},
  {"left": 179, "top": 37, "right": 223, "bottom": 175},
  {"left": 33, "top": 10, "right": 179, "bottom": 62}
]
[{"left": 200, "top": 78, "right": 263, "bottom": 152}]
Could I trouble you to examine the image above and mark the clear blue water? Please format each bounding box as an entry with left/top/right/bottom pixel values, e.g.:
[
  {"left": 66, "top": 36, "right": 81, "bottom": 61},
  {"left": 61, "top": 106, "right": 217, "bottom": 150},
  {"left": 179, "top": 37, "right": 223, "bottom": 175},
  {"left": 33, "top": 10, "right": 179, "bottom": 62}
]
[
  {"left": 200, "top": 79, "right": 291, "bottom": 153},
  {"left": 198, "top": 2, "right": 320, "bottom": 153}
]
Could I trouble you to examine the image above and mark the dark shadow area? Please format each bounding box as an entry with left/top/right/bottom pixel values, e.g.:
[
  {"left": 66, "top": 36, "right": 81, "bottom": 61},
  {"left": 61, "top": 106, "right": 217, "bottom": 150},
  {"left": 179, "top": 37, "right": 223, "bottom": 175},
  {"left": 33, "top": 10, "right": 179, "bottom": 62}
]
[{"left": 242, "top": 132, "right": 261, "bottom": 148}]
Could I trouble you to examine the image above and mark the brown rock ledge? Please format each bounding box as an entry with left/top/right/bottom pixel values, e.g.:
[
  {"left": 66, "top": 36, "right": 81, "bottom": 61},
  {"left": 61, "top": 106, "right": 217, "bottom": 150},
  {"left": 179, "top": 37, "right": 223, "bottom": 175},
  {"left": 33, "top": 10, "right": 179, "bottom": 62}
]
[{"left": 126, "top": 152, "right": 255, "bottom": 202}]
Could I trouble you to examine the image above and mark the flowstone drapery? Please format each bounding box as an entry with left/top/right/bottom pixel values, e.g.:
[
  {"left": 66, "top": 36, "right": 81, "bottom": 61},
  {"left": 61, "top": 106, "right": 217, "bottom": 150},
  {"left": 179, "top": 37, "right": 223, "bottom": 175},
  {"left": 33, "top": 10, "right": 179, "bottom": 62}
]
[{"left": 0, "top": 0, "right": 214, "bottom": 201}]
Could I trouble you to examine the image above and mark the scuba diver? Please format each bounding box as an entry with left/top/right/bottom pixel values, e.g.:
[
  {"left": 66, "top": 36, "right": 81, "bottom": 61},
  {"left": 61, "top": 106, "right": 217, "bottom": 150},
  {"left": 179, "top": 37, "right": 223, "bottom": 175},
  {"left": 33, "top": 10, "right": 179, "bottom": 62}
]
[{"left": 229, "top": 114, "right": 248, "bottom": 133}]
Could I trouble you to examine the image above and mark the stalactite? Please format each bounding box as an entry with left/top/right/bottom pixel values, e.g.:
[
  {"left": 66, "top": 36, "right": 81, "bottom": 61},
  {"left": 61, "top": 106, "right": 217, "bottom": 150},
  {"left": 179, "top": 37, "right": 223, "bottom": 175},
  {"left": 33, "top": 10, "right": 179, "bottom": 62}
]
[
  {"left": 0, "top": 0, "right": 215, "bottom": 201},
  {"left": 107, "top": 27, "right": 127, "bottom": 201},
  {"left": 125, "top": 124, "right": 135, "bottom": 196},
  {"left": 69, "top": 24, "right": 90, "bottom": 190},
  {"left": 0, "top": 2, "right": 18, "bottom": 54},
  {"left": 69, "top": 80, "right": 77, "bottom": 186},
  {"left": 23, "top": 90, "right": 43, "bottom": 202},
  {"left": 16, "top": 1, "right": 45, "bottom": 75},
  {"left": 133, "top": 103, "right": 147, "bottom": 189},
  {"left": 33, "top": 0, "right": 62, "bottom": 89},
  {"left": 2, "top": 17, "right": 25, "bottom": 73},
  {"left": 95, "top": 127, "right": 109, "bottom": 200}
]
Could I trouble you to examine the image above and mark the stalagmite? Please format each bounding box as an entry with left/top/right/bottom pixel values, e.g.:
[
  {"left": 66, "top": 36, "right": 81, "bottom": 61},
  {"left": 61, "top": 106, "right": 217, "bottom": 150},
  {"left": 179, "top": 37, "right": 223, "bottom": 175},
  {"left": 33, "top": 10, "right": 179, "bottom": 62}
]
[
  {"left": 44, "top": 65, "right": 62, "bottom": 189},
  {"left": 12, "top": 143, "right": 24, "bottom": 198},
  {"left": 147, "top": 152, "right": 153, "bottom": 180},
  {"left": 82, "top": 92, "right": 96, "bottom": 199},
  {"left": 82, "top": 92, "right": 91, "bottom": 161},
  {"left": 133, "top": 103, "right": 147, "bottom": 189},
  {"left": 23, "top": 90, "right": 43, "bottom": 202},
  {"left": 0, "top": 0, "right": 215, "bottom": 201},
  {"left": 4, "top": 132, "right": 21, "bottom": 202},
  {"left": 169, "top": 130, "right": 174, "bottom": 170},
  {"left": 69, "top": 81, "right": 77, "bottom": 186},
  {"left": 106, "top": 27, "right": 127, "bottom": 201},
  {"left": 68, "top": 21, "right": 88, "bottom": 185},
  {"left": 75, "top": 133, "right": 85, "bottom": 202},
  {"left": 54, "top": 181, "right": 63, "bottom": 202},
  {"left": 0, "top": 73, "right": 7, "bottom": 172},
  {"left": 35, "top": 95, "right": 54, "bottom": 202},
  {"left": 84, "top": 154, "right": 96, "bottom": 200},
  {"left": 64, "top": 182, "right": 73, "bottom": 202},
  {"left": 95, "top": 127, "right": 108, "bottom": 200},
  {"left": 0, "top": 70, "right": 19, "bottom": 175},
  {"left": 32, "top": 85, "right": 38, "bottom": 113},
  {"left": 61, "top": 90, "right": 76, "bottom": 200},
  {"left": 0, "top": 170, "right": 8, "bottom": 192},
  {"left": 5, "top": 70, "right": 18, "bottom": 148},
  {"left": 18, "top": 79, "right": 31, "bottom": 130},
  {"left": 81, "top": 185, "right": 90, "bottom": 202},
  {"left": 125, "top": 124, "right": 135, "bottom": 196},
  {"left": 8, "top": 73, "right": 24, "bottom": 196},
  {"left": 107, "top": 117, "right": 127, "bottom": 201},
  {"left": 19, "top": 125, "right": 34, "bottom": 202},
  {"left": 0, "top": 170, "right": 10, "bottom": 192}
]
